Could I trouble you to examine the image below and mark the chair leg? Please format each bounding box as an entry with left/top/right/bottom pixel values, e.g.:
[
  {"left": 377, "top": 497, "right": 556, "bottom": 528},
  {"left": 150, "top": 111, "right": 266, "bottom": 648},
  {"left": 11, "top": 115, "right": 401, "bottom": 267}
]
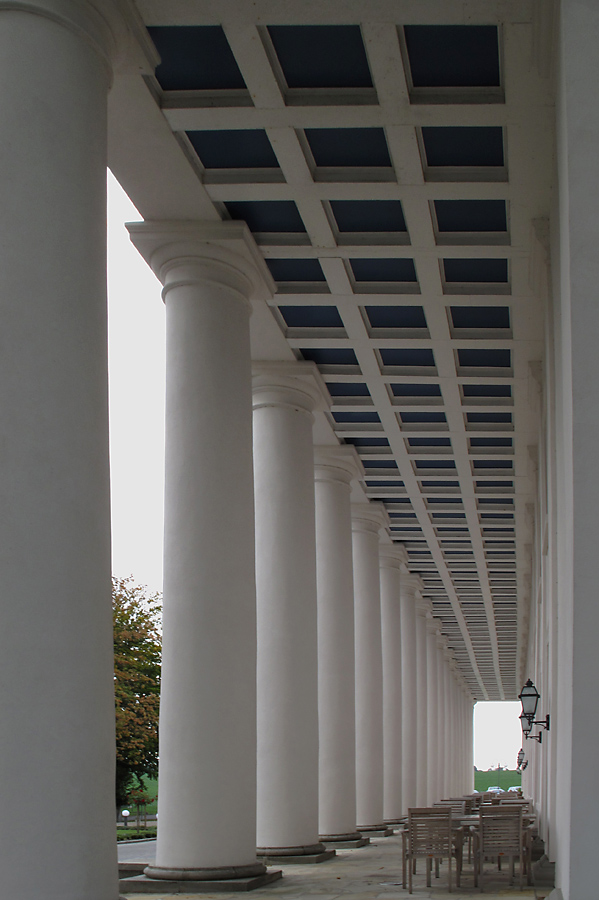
[
  {"left": 426, "top": 856, "right": 432, "bottom": 887},
  {"left": 435, "top": 857, "right": 440, "bottom": 878},
  {"left": 408, "top": 853, "right": 412, "bottom": 894},
  {"left": 519, "top": 852, "right": 523, "bottom": 891},
  {"left": 448, "top": 855, "right": 452, "bottom": 893}
]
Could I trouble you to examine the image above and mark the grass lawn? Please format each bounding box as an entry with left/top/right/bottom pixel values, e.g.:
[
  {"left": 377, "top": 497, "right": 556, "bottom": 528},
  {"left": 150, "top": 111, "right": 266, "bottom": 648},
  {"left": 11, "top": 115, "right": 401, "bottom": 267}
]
[{"left": 474, "top": 769, "right": 521, "bottom": 792}]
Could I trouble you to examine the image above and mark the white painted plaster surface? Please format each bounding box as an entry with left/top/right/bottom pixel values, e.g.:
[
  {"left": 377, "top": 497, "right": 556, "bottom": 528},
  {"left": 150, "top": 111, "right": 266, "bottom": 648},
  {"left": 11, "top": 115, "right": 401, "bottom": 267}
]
[
  {"left": 426, "top": 619, "right": 439, "bottom": 805},
  {"left": 399, "top": 575, "right": 421, "bottom": 813},
  {"left": 0, "top": 4, "right": 121, "bottom": 898},
  {"left": 314, "top": 448, "right": 361, "bottom": 837},
  {"left": 415, "top": 600, "right": 430, "bottom": 805},
  {"left": 128, "top": 226, "right": 267, "bottom": 870},
  {"left": 352, "top": 505, "right": 386, "bottom": 827},
  {"left": 380, "top": 545, "right": 406, "bottom": 821},
  {"left": 254, "top": 365, "right": 322, "bottom": 849}
]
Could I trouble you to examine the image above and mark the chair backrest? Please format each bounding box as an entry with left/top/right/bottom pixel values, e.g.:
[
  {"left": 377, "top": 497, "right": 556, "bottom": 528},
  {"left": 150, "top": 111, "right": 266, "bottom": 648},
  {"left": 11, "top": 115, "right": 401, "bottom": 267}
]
[
  {"left": 408, "top": 807, "right": 453, "bottom": 859},
  {"left": 434, "top": 799, "right": 466, "bottom": 816},
  {"left": 479, "top": 805, "right": 523, "bottom": 856}
]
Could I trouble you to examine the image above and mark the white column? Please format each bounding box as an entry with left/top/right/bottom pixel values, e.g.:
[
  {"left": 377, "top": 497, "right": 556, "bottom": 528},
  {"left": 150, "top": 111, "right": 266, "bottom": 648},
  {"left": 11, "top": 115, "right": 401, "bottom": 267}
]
[
  {"left": 443, "top": 649, "right": 454, "bottom": 796},
  {"left": 426, "top": 616, "right": 440, "bottom": 805},
  {"left": 554, "top": 7, "right": 599, "bottom": 896},
  {"left": 253, "top": 362, "right": 330, "bottom": 857},
  {"left": 415, "top": 596, "right": 431, "bottom": 806},
  {"left": 0, "top": 4, "right": 124, "bottom": 898},
  {"left": 400, "top": 573, "right": 422, "bottom": 812},
  {"left": 129, "top": 222, "right": 273, "bottom": 880},
  {"left": 314, "top": 446, "right": 363, "bottom": 843},
  {"left": 467, "top": 696, "right": 475, "bottom": 792},
  {"left": 352, "top": 503, "right": 389, "bottom": 830},
  {"left": 380, "top": 543, "right": 408, "bottom": 823},
  {"left": 436, "top": 632, "right": 447, "bottom": 800}
]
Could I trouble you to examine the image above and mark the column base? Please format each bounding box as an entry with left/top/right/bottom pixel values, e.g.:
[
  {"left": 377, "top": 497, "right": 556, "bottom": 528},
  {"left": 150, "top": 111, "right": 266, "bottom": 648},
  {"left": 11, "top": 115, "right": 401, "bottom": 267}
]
[
  {"left": 384, "top": 818, "right": 407, "bottom": 825},
  {"left": 320, "top": 832, "right": 370, "bottom": 849},
  {"left": 257, "top": 843, "right": 336, "bottom": 864},
  {"left": 120, "top": 868, "right": 282, "bottom": 893},
  {"left": 358, "top": 824, "right": 394, "bottom": 837}
]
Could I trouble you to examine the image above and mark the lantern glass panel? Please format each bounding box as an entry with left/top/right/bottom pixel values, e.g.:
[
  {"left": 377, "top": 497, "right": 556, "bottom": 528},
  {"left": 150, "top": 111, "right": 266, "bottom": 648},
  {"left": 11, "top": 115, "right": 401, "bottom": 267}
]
[
  {"left": 519, "top": 679, "right": 540, "bottom": 718},
  {"left": 519, "top": 713, "right": 532, "bottom": 735}
]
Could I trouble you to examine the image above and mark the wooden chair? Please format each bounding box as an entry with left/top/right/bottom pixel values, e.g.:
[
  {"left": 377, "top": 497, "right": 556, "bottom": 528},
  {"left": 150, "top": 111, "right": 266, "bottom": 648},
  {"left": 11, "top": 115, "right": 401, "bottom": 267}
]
[
  {"left": 473, "top": 805, "right": 523, "bottom": 891},
  {"left": 434, "top": 799, "right": 466, "bottom": 816},
  {"left": 403, "top": 807, "right": 463, "bottom": 893}
]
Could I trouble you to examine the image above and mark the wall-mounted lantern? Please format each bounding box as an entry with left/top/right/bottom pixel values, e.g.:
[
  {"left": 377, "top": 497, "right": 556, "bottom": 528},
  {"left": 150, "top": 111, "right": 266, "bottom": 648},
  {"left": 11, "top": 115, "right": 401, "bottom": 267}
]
[{"left": 518, "top": 679, "right": 550, "bottom": 743}]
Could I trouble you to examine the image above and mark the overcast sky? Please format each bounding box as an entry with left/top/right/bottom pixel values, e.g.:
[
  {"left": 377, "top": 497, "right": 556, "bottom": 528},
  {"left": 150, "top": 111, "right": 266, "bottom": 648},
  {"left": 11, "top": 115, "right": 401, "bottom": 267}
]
[{"left": 106, "top": 170, "right": 523, "bottom": 772}]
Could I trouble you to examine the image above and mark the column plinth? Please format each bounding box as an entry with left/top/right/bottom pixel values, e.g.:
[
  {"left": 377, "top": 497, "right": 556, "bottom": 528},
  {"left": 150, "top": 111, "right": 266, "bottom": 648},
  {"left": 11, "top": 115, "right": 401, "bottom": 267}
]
[
  {"left": 254, "top": 362, "right": 330, "bottom": 856},
  {"left": 128, "top": 221, "right": 274, "bottom": 880},
  {"left": 315, "top": 447, "right": 363, "bottom": 843},
  {"left": 352, "top": 503, "right": 389, "bottom": 830}
]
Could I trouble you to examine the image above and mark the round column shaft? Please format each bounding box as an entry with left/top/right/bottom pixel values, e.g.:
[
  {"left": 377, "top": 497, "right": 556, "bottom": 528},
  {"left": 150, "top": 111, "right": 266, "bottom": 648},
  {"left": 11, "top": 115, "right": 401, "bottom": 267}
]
[
  {"left": 254, "top": 362, "right": 329, "bottom": 856},
  {"left": 128, "top": 222, "right": 273, "bottom": 879},
  {"left": 0, "top": 4, "right": 125, "bottom": 898},
  {"left": 436, "top": 632, "right": 447, "bottom": 800},
  {"left": 314, "top": 447, "right": 362, "bottom": 842},
  {"left": 352, "top": 503, "right": 388, "bottom": 830},
  {"left": 443, "top": 649, "right": 454, "bottom": 795},
  {"left": 380, "top": 544, "right": 408, "bottom": 823},
  {"left": 426, "top": 617, "right": 440, "bottom": 805},
  {"left": 400, "top": 574, "right": 422, "bottom": 813},
  {"left": 415, "top": 597, "right": 431, "bottom": 806}
]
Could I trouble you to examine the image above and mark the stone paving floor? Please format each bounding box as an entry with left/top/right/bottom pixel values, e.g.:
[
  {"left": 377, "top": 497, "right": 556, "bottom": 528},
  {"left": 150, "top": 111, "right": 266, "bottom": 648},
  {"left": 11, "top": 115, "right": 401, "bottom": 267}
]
[{"left": 119, "top": 831, "right": 552, "bottom": 900}]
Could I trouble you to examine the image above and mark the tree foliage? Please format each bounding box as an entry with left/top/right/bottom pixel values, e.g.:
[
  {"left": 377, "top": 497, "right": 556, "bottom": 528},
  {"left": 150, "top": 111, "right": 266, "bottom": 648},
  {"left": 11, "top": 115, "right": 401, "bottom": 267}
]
[{"left": 113, "top": 576, "right": 161, "bottom": 807}]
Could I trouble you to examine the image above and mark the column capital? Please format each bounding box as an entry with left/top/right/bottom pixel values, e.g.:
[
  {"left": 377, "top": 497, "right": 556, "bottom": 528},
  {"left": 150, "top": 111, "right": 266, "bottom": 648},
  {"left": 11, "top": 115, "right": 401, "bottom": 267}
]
[
  {"left": 416, "top": 596, "right": 432, "bottom": 618},
  {"left": 400, "top": 572, "right": 424, "bottom": 597},
  {"left": 379, "top": 542, "right": 408, "bottom": 571},
  {"left": 444, "top": 646, "right": 456, "bottom": 664},
  {"left": 253, "top": 361, "right": 330, "bottom": 417},
  {"left": 127, "top": 220, "right": 275, "bottom": 305},
  {"left": 2, "top": 0, "right": 158, "bottom": 81},
  {"left": 351, "top": 501, "right": 389, "bottom": 535},
  {"left": 436, "top": 630, "right": 447, "bottom": 652},
  {"left": 425, "top": 613, "right": 441, "bottom": 635},
  {"left": 314, "top": 445, "right": 363, "bottom": 486}
]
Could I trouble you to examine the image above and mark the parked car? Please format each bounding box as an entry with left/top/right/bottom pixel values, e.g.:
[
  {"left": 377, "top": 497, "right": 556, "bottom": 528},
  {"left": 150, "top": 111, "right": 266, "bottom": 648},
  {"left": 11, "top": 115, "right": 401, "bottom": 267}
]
[
  {"left": 486, "top": 786, "right": 505, "bottom": 792},
  {"left": 507, "top": 786, "right": 522, "bottom": 792}
]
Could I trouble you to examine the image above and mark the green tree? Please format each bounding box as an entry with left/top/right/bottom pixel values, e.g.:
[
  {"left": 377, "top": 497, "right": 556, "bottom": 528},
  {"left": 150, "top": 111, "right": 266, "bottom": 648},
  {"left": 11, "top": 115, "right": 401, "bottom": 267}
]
[{"left": 113, "top": 576, "right": 161, "bottom": 808}]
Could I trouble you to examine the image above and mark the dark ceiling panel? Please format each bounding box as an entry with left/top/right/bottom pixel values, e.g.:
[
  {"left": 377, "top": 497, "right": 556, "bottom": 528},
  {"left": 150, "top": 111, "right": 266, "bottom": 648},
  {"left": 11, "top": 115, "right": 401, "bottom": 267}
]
[
  {"left": 225, "top": 200, "right": 306, "bottom": 232},
  {"left": 268, "top": 25, "right": 372, "bottom": 88},
  {"left": 422, "top": 126, "right": 504, "bottom": 167},
  {"left": 267, "top": 258, "right": 326, "bottom": 281},
  {"left": 435, "top": 200, "right": 507, "bottom": 232},
  {"left": 350, "top": 258, "right": 416, "bottom": 281},
  {"left": 443, "top": 258, "right": 508, "bottom": 282},
  {"left": 404, "top": 25, "right": 500, "bottom": 88},
  {"left": 332, "top": 200, "right": 407, "bottom": 232},
  {"left": 278, "top": 305, "right": 342, "bottom": 327},
  {"left": 305, "top": 128, "right": 391, "bottom": 167},
  {"left": 187, "top": 130, "right": 278, "bottom": 168},
  {"left": 148, "top": 26, "right": 246, "bottom": 91}
]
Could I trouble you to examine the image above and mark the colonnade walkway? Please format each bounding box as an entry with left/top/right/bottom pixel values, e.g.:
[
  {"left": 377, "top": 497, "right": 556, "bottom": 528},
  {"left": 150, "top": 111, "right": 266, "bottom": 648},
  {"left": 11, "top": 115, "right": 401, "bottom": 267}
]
[{"left": 118, "top": 833, "right": 549, "bottom": 900}]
